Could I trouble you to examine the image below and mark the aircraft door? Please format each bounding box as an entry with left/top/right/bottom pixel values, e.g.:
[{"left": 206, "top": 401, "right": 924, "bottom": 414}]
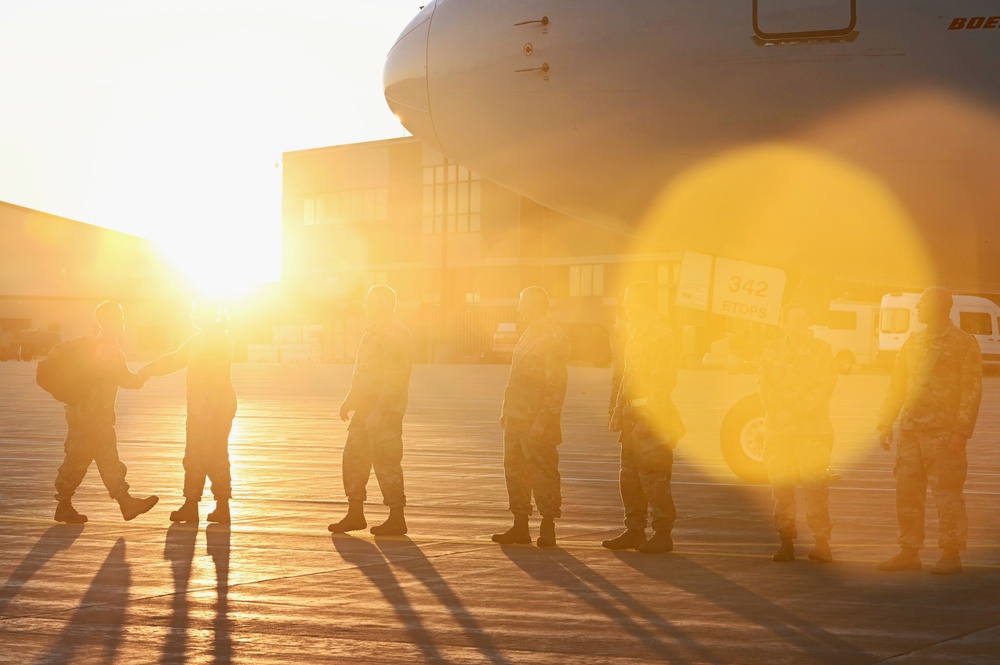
[{"left": 753, "top": 1, "right": 856, "bottom": 43}]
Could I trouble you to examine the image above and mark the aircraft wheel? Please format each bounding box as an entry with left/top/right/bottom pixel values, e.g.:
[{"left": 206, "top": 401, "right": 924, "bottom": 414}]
[
  {"left": 720, "top": 393, "right": 769, "bottom": 484},
  {"left": 835, "top": 350, "right": 856, "bottom": 374}
]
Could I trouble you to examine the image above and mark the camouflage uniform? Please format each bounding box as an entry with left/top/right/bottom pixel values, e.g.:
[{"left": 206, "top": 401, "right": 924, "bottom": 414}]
[
  {"left": 609, "top": 319, "right": 629, "bottom": 418},
  {"left": 341, "top": 317, "right": 414, "bottom": 508},
  {"left": 54, "top": 335, "right": 145, "bottom": 501},
  {"left": 501, "top": 318, "right": 570, "bottom": 518},
  {"left": 878, "top": 325, "right": 982, "bottom": 551},
  {"left": 144, "top": 328, "right": 237, "bottom": 501},
  {"left": 758, "top": 336, "right": 837, "bottom": 541},
  {"left": 612, "top": 319, "right": 684, "bottom": 533}
]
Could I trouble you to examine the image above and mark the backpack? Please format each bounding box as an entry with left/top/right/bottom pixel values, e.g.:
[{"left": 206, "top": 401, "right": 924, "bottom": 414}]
[{"left": 36, "top": 336, "right": 99, "bottom": 405}]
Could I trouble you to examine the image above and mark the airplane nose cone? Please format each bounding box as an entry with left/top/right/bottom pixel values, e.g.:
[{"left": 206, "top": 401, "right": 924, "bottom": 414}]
[{"left": 384, "top": 5, "right": 441, "bottom": 151}]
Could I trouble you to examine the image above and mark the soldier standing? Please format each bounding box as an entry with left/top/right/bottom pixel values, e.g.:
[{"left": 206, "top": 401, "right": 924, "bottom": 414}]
[
  {"left": 492, "top": 286, "right": 570, "bottom": 547},
  {"left": 758, "top": 304, "right": 837, "bottom": 563},
  {"left": 140, "top": 301, "right": 238, "bottom": 524},
  {"left": 877, "top": 286, "right": 982, "bottom": 574},
  {"left": 329, "top": 285, "right": 414, "bottom": 536},
  {"left": 53, "top": 301, "right": 158, "bottom": 523},
  {"left": 605, "top": 282, "right": 684, "bottom": 554}
]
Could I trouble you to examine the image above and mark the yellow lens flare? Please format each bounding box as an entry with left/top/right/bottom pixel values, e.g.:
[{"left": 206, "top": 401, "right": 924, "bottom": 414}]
[
  {"left": 627, "top": 142, "right": 935, "bottom": 485},
  {"left": 632, "top": 142, "right": 934, "bottom": 287}
]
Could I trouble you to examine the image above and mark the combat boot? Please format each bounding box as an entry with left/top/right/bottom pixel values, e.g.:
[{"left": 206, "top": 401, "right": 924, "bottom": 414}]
[
  {"left": 370, "top": 507, "right": 407, "bottom": 536},
  {"left": 492, "top": 516, "right": 531, "bottom": 544},
  {"left": 931, "top": 548, "right": 963, "bottom": 575},
  {"left": 536, "top": 517, "right": 556, "bottom": 547},
  {"left": 878, "top": 547, "right": 921, "bottom": 571},
  {"left": 169, "top": 499, "right": 199, "bottom": 523},
  {"left": 328, "top": 503, "right": 367, "bottom": 533},
  {"left": 117, "top": 493, "right": 159, "bottom": 521},
  {"left": 638, "top": 530, "right": 673, "bottom": 554},
  {"left": 207, "top": 499, "right": 230, "bottom": 524},
  {"left": 54, "top": 500, "right": 88, "bottom": 524},
  {"left": 601, "top": 528, "right": 647, "bottom": 551},
  {"left": 772, "top": 538, "right": 795, "bottom": 562},
  {"left": 808, "top": 537, "right": 833, "bottom": 563}
]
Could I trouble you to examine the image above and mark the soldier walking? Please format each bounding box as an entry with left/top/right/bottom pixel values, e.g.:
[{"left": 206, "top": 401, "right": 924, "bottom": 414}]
[
  {"left": 52, "top": 301, "right": 158, "bottom": 523},
  {"left": 140, "top": 301, "right": 238, "bottom": 524},
  {"left": 605, "top": 282, "right": 684, "bottom": 554},
  {"left": 492, "top": 286, "right": 570, "bottom": 547},
  {"left": 329, "top": 285, "right": 414, "bottom": 536},
  {"left": 758, "top": 304, "right": 837, "bottom": 563},
  {"left": 877, "top": 286, "right": 982, "bottom": 574}
]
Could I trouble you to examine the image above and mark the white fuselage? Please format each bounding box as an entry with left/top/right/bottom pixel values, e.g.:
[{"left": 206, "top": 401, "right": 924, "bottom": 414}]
[{"left": 384, "top": 1, "right": 1000, "bottom": 290}]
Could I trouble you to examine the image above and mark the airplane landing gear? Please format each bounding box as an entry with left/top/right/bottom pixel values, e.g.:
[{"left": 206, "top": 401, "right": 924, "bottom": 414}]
[{"left": 720, "top": 393, "right": 769, "bottom": 484}]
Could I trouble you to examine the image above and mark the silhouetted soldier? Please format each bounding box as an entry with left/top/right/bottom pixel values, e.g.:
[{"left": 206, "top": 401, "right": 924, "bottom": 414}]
[
  {"left": 605, "top": 282, "right": 684, "bottom": 554},
  {"left": 53, "top": 301, "right": 158, "bottom": 523},
  {"left": 141, "top": 301, "right": 238, "bottom": 524},
  {"left": 877, "top": 286, "right": 982, "bottom": 575},
  {"left": 758, "top": 304, "right": 837, "bottom": 563},
  {"left": 492, "top": 286, "right": 570, "bottom": 547},
  {"left": 329, "top": 285, "right": 414, "bottom": 536}
]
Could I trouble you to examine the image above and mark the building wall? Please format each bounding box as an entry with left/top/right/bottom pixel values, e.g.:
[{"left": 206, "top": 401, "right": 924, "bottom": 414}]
[
  {"left": 281, "top": 137, "right": 683, "bottom": 363},
  {"left": 0, "top": 201, "right": 190, "bottom": 359}
]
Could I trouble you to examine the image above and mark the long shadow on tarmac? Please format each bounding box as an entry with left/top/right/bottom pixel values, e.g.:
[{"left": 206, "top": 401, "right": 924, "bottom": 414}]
[
  {"left": 206, "top": 524, "right": 233, "bottom": 664},
  {"left": 500, "top": 544, "right": 721, "bottom": 662},
  {"left": 34, "top": 538, "right": 130, "bottom": 665},
  {"left": 0, "top": 524, "right": 84, "bottom": 615},
  {"left": 374, "top": 536, "right": 511, "bottom": 665},
  {"left": 613, "top": 551, "right": 875, "bottom": 664},
  {"left": 331, "top": 533, "right": 447, "bottom": 662},
  {"left": 161, "top": 523, "right": 198, "bottom": 664}
]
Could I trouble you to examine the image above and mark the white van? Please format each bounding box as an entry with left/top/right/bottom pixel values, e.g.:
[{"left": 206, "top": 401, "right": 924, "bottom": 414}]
[
  {"left": 812, "top": 301, "right": 880, "bottom": 373},
  {"left": 878, "top": 293, "right": 1000, "bottom": 365}
]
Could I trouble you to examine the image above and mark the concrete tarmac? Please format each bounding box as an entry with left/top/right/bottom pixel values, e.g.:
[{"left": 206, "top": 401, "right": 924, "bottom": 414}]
[{"left": 1, "top": 361, "right": 998, "bottom": 664}]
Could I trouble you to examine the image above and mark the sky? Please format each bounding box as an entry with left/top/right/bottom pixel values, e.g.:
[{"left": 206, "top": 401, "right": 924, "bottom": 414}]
[{"left": 0, "top": 0, "right": 423, "bottom": 295}]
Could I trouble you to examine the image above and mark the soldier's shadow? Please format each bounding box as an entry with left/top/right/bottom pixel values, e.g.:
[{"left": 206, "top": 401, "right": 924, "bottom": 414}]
[
  {"left": 0, "top": 524, "right": 84, "bottom": 615},
  {"left": 330, "top": 533, "right": 445, "bottom": 663},
  {"left": 499, "top": 544, "right": 717, "bottom": 662},
  {"left": 160, "top": 522, "right": 198, "bottom": 664},
  {"left": 374, "top": 536, "right": 510, "bottom": 665},
  {"left": 206, "top": 523, "right": 233, "bottom": 665},
  {"left": 613, "top": 551, "right": 874, "bottom": 664},
  {"left": 34, "top": 538, "right": 131, "bottom": 664}
]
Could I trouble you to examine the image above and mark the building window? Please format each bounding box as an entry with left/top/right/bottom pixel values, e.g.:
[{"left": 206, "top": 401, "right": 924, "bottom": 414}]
[
  {"left": 303, "top": 188, "right": 388, "bottom": 225},
  {"left": 569, "top": 264, "right": 604, "bottom": 297},
  {"left": 422, "top": 164, "right": 482, "bottom": 234}
]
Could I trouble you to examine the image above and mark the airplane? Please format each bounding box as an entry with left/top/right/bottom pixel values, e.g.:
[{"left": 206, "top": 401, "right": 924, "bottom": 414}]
[{"left": 382, "top": 0, "right": 1000, "bottom": 481}]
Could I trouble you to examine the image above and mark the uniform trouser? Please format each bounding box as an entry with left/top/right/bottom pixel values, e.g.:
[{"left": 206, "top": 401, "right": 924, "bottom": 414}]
[
  {"left": 183, "top": 409, "right": 235, "bottom": 501},
  {"left": 343, "top": 412, "right": 406, "bottom": 508},
  {"left": 54, "top": 409, "right": 129, "bottom": 501},
  {"left": 764, "top": 432, "right": 832, "bottom": 540},
  {"left": 502, "top": 418, "right": 562, "bottom": 519},
  {"left": 619, "top": 424, "right": 675, "bottom": 533},
  {"left": 895, "top": 428, "right": 967, "bottom": 550}
]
